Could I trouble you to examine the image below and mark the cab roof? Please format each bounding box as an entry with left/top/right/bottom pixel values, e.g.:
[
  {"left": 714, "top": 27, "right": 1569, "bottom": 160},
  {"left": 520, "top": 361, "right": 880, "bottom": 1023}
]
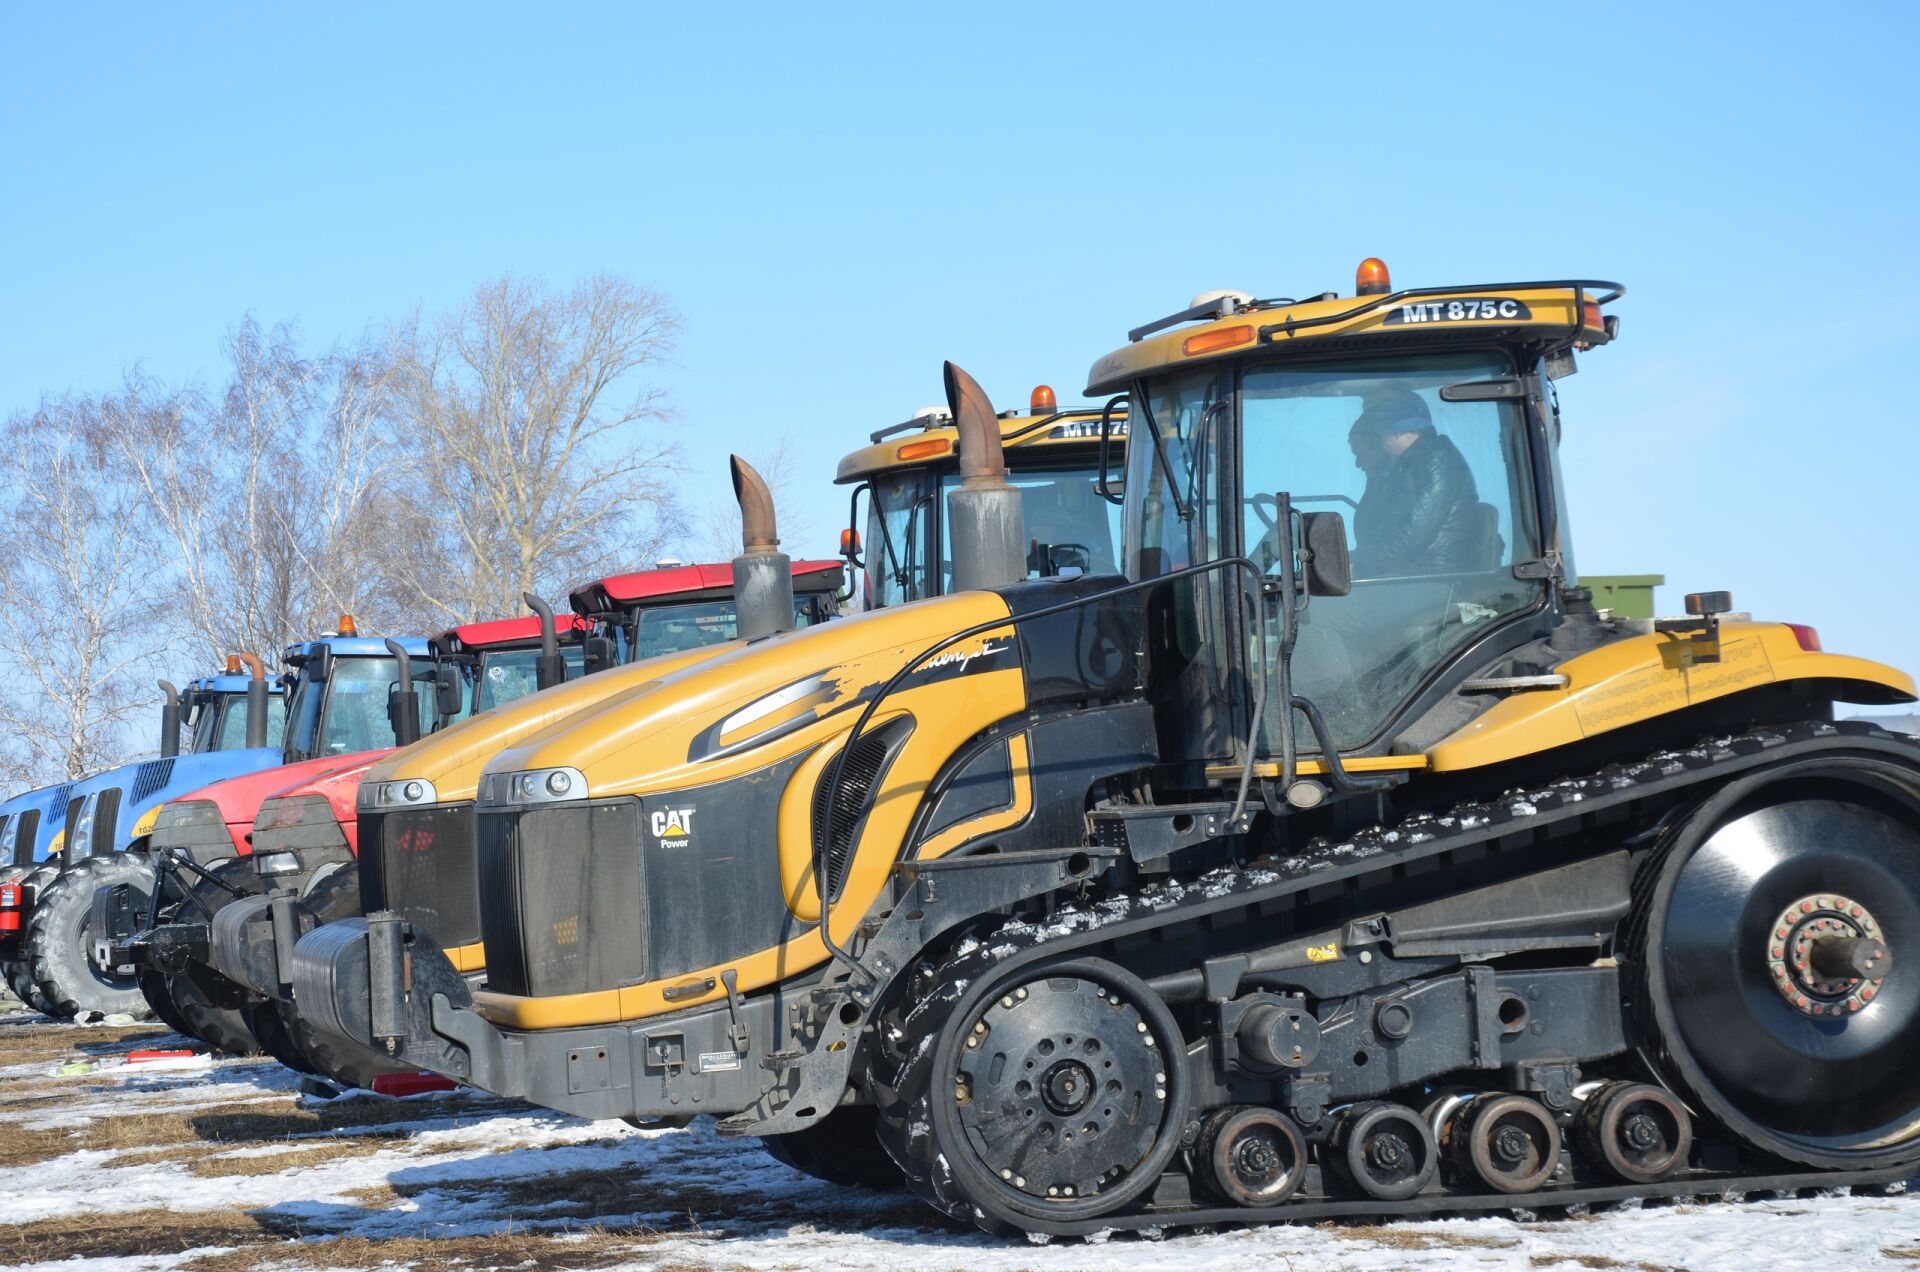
[
  {"left": 1085, "top": 275, "right": 1620, "bottom": 397},
  {"left": 434, "top": 613, "right": 594, "bottom": 654},
  {"left": 834, "top": 405, "right": 1128, "bottom": 486},
  {"left": 185, "top": 674, "right": 286, "bottom": 696},
  {"left": 573, "top": 560, "right": 843, "bottom": 614},
  {"left": 284, "top": 635, "right": 431, "bottom": 663}
]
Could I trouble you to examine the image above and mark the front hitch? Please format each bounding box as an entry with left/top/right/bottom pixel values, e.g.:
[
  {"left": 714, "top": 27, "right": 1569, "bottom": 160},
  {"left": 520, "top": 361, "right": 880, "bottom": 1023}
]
[{"left": 290, "top": 912, "right": 481, "bottom": 1080}]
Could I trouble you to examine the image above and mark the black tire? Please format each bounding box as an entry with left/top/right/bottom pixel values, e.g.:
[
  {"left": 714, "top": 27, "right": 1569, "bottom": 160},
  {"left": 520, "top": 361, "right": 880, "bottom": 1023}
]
[
  {"left": 1631, "top": 754, "right": 1920, "bottom": 1172},
  {"left": 164, "top": 859, "right": 266, "bottom": 1056},
  {"left": 27, "top": 855, "right": 154, "bottom": 1020},
  {"left": 762, "top": 1105, "right": 902, "bottom": 1190},
  {"left": 6, "top": 864, "right": 61, "bottom": 1015},
  {"left": 138, "top": 966, "right": 198, "bottom": 1039}
]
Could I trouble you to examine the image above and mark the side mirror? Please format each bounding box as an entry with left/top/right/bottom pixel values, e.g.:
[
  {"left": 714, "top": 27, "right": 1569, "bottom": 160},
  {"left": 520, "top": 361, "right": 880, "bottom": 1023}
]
[
  {"left": 583, "top": 635, "right": 617, "bottom": 675},
  {"left": 434, "top": 665, "right": 464, "bottom": 720},
  {"left": 1300, "top": 511, "right": 1352, "bottom": 597}
]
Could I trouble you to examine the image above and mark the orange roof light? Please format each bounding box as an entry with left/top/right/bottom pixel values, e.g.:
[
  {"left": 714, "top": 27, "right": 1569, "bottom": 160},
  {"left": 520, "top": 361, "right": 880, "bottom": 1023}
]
[
  {"left": 1356, "top": 257, "right": 1391, "bottom": 296},
  {"left": 1182, "top": 324, "right": 1254, "bottom": 357},
  {"left": 1582, "top": 300, "right": 1604, "bottom": 329},
  {"left": 225, "top": 654, "right": 241, "bottom": 674},
  {"left": 337, "top": 613, "right": 358, "bottom": 636},
  {"left": 896, "top": 437, "right": 952, "bottom": 463},
  {"left": 839, "top": 527, "right": 861, "bottom": 556},
  {"left": 1030, "top": 384, "right": 1057, "bottom": 414}
]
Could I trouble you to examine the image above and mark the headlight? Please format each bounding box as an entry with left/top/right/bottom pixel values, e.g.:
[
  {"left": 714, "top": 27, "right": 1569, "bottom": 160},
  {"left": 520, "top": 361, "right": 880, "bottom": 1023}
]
[
  {"left": 70, "top": 795, "right": 97, "bottom": 857},
  {"left": 0, "top": 817, "right": 17, "bottom": 867},
  {"left": 358, "top": 777, "right": 439, "bottom": 812},
  {"left": 477, "top": 767, "right": 589, "bottom": 809},
  {"left": 253, "top": 850, "right": 303, "bottom": 877}
]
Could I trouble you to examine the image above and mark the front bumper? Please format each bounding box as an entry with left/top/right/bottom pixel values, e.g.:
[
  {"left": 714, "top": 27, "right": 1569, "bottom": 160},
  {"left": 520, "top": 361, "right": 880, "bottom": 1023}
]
[
  {"left": 290, "top": 913, "right": 779, "bottom": 1121},
  {"left": 207, "top": 891, "right": 321, "bottom": 1001}
]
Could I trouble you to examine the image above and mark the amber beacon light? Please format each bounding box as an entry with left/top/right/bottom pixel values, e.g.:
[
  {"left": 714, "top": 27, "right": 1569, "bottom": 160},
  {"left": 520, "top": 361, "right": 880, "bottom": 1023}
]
[{"left": 1356, "top": 257, "right": 1392, "bottom": 296}]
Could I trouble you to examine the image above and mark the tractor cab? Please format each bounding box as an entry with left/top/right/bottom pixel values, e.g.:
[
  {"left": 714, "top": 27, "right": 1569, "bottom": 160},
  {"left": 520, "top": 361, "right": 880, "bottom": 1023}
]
[
  {"left": 1082, "top": 264, "right": 1630, "bottom": 788},
  {"left": 834, "top": 385, "right": 1129, "bottom": 608},
  {"left": 567, "top": 559, "right": 842, "bottom": 657},
  {"left": 176, "top": 662, "right": 288, "bottom": 756},
  {"left": 430, "top": 611, "right": 607, "bottom": 721}
]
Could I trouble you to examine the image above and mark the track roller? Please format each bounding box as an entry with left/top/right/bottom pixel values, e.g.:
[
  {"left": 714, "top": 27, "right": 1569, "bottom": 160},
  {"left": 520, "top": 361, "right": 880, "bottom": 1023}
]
[
  {"left": 1574, "top": 1081, "right": 1692, "bottom": 1183},
  {"left": 1326, "top": 1100, "right": 1437, "bottom": 1201},
  {"left": 1448, "top": 1093, "right": 1561, "bottom": 1194},
  {"left": 1194, "top": 1105, "right": 1307, "bottom": 1206}
]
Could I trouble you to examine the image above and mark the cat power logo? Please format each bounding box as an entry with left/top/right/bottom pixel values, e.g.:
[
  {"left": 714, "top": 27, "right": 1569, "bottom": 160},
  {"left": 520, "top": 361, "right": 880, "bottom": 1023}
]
[{"left": 650, "top": 806, "right": 696, "bottom": 848}]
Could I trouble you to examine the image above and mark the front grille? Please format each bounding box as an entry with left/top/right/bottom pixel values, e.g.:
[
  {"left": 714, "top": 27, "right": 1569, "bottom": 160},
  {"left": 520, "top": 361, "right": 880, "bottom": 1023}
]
[
  {"left": 811, "top": 719, "right": 912, "bottom": 897},
  {"left": 362, "top": 805, "right": 481, "bottom": 948},
  {"left": 10, "top": 810, "right": 39, "bottom": 867},
  {"left": 132, "top": 759, "right": 175, "bottom": 804},
  {"left": 478, "top": 802, "right": 644, "bottom": 998}
]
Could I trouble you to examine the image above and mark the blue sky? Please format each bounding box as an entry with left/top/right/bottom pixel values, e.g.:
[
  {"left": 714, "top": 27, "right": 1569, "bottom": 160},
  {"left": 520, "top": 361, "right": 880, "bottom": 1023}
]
[{"left": 3, "top": 4, "right": 1918, "bottom": 683}]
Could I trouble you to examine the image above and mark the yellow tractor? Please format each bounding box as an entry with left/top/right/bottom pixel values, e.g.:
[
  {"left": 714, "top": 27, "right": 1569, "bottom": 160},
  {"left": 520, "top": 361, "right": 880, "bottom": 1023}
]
[{"left": 294, "top": 264, "right": 1919, "bottom": 1233}]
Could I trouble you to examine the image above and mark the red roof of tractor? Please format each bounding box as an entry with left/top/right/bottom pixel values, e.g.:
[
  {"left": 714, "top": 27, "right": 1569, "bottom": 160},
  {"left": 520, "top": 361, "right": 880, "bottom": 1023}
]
[
  {"left": 593, "top": 559, "right": 843, "bottom": 604},
  {"left": 440, "top": 612, "right": 593, "bottom": 649}
]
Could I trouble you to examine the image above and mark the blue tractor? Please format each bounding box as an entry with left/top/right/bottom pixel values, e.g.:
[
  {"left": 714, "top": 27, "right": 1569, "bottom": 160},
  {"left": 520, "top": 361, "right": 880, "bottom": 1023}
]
[
  {"left": 21, "top": 624, "right": 436, "bottom": 1019},
  {"left": 0, "top": 665, "right": 283, "bottom": 1011}
]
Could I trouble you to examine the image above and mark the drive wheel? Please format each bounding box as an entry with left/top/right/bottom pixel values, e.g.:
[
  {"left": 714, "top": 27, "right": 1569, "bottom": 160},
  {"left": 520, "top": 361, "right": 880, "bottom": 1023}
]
[
  {"left": 165, "top": 860, "right": 266, "bottom": 1056},
  {"left": 761, "top": 1105, "right": 902, "bottom": 1189},
  {"left": 887, "top": 956, "right": 1189, "bottom": 1231},
  {"left": 27, "top": 855, "right": 153, "bottom": 1020},
  {"left": 1633, "top": 756, "right": 1920, "bottom": 1171}
]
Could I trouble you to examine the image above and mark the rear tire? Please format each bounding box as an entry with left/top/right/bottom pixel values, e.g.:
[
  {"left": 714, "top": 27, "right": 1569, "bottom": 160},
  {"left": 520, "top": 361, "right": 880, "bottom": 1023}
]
[
  {"left": 27, "top": 855, "right": 153, "bottom": 1020},
  {"left": 6, "top": 864, "right": 61, "bottom": 1015}
]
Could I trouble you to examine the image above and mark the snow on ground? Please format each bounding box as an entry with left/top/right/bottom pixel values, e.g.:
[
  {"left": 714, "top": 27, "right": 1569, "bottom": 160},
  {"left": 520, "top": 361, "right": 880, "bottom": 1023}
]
[{"left": 0, "top": 1011, "right": 1916, "bottom": 1270}]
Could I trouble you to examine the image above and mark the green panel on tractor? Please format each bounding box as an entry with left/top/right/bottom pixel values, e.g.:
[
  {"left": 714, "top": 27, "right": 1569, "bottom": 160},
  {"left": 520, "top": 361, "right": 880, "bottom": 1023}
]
[{"left": 1584, "top": 574, "right": 1664, "bottom": 621}]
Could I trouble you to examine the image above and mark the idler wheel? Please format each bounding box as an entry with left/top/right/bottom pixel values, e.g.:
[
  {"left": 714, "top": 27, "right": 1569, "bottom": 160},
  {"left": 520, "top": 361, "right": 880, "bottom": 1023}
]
[
  {"left": 1451, "top": 1093, "right": 1560, "bottom": 1194},
  {"left": 1574, "top": 1081, "right": 1692, "bottom": 1184},
  {"left": 1195, "top": 1105, "right": 1307, "bottom": 1207},
  {"left": 1328, "top": 1100, "right": 1437, "bottom": 1201},
  {"left": 927, "top": 957, "right": 1188, "bottom": 1224}
]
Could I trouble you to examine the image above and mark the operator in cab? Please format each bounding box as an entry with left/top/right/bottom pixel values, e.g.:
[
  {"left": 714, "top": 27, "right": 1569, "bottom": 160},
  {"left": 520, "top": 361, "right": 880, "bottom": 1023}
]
[{"left": 1347, "top": 389, "right": 1485, "bottom": 576}]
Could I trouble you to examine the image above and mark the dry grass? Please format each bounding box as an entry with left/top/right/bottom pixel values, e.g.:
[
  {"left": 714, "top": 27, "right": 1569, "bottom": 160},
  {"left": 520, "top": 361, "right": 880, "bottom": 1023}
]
[
  {"left": 1883, "top": 1249, "right": 1920, "bottom": 1263},
  {"left": 1330, "top": 1222, "right": 1520, "bottom": 1251},
  {"left": 0, "top": 1015, "right": 175, "bottom": 1064},
  {"left": 0, "top": 1207, "right": 285, "bottom": 1263},
  {"left": 1530, "top": 1256, "right": 1691, "bottom": 1272},
  {"left": 182, "top": 1228, "right": 695, "bottom": 1272}
]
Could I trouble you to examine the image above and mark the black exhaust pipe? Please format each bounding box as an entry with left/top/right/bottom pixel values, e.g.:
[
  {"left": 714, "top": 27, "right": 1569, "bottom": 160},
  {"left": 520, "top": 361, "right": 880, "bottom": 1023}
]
[
  {"left": 731, "top": 456, "right": 794, "bottom": 641},
  {"left": 523, "top": 593, "right": 566, "bottom": 690},
  {"left": 943, "top": 362, "right": 1027, "bottom": 590},
  {"left": 237, "top": 654, "right": 270, "bottom": 749},
  {"left": 383, "top": 639, "right": 422, "bottom": 746},
  {"left": 157, "top": 680, "right": 180, "bottom": 758}
]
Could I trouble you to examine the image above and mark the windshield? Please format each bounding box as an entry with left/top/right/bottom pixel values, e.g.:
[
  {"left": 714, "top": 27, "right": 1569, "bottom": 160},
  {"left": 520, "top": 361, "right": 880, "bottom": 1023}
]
[
  {"left": 288, "top": 656, "right": 438, "bottom": 759},
  {"left": 633, "top": 597, "right": 822, "bottom": 656},
  {"left": 201, "top": 694, "right": 286, "bottom": 752},
  {"left": 188, "top": 699, "right": 220, "bottom": 754},
  {"left": 471, "top": 646, "right": 589, "bottom": 714},
  {"left": 1127, "top": 352, "right": 1547, "bottom": 753},
  {"left": 866, "top": 457, "right": 1123, "bottom": 607}
]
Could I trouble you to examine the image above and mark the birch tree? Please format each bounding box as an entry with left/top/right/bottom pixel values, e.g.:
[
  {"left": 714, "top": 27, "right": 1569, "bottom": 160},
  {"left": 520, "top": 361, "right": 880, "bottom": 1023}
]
[{"left": 390, "top": 274, "right": 683, "bottom": 623}]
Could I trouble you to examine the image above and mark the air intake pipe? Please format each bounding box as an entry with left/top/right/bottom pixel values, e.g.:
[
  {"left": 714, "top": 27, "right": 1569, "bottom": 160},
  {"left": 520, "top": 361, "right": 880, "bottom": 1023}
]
[
  {"left": 943, "top": 361, "right": 1027, "bottom": 591},
  {"left": 383, "top": 640, "right": 421, "bottom": 747},
  {"left": 238, "top": 654, "right": 270, "bottom": 749},
  {"left": 731, "top": 455, "right": 794, "bottom": 642},
  {"left": 157, "top": 680, "right": 180, "bottom": 758},
  {"left": 523, "top": 593, "right": 565, "bottom": 690}
]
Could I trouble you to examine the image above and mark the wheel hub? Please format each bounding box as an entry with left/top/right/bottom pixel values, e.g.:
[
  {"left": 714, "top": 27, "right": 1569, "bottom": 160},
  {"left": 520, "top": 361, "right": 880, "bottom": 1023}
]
[
  {"left": 1368, "top": 1132, "right": 1409, "bottom": 1172},
  {"left": 1765, "top": 893, "right": 1889, "bottom": 1017},
  {"left": 1041, "top": 1059, "right": 1095, "bottom": 1115}
]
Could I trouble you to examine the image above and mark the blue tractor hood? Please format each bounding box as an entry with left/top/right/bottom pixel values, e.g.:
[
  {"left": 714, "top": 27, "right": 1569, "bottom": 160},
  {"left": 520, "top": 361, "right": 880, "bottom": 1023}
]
[{"left": 0, "top": 781, "right": 77, "bottom": 868}]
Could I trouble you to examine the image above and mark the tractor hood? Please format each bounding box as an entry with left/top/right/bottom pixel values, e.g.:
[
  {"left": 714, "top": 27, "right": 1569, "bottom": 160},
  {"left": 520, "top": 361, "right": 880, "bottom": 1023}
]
[
  {"left": 482, "top": 591, "right": 1017, "bottom": 803},
  {"left": 165, "top": 750, "right": 390, "bottom": 856},
  {"left": 359, "top": 643, "right": 736, "bottom": 803},
  {"left": 256, "top": 752, "right": 389, "bottom": 854}
]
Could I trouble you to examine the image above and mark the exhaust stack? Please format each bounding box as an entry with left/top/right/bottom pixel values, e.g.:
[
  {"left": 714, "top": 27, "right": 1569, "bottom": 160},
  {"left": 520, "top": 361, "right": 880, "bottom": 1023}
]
[
  {"left": 523, "top": 593, "right": 565, "bottom": 690},
  {"left": 943, "top": 361, "right": 1027, "bottom": 591},
  {"left": 383, "top": 639, "right": 421, "bottom": 747},
  {"left": 237, "top": 654, "right": 270, "bottom": 749},
  {"left": 157, "top": 680, "right": 180, "bottom": 758},
  {"left": 731, "top": 455, "right": 794, "bottom": 641}
]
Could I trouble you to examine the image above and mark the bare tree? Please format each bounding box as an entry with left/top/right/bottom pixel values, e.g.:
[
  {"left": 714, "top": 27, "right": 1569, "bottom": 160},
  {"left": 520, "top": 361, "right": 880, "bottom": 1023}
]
[
  {"left": 389, "top": 274, "right": 683, "bottom": 623},
  {"left": 690, "top": 431, "right": 818, "bottom": 562},
  {"left": 0, "top": 396, "right": 170, "bottom": 784}
]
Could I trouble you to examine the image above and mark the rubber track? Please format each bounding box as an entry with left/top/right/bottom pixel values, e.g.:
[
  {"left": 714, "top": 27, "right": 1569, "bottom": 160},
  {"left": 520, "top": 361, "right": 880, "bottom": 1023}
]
[{"left": 871, "top": 720, "right": 1920, "bottom": 1234}]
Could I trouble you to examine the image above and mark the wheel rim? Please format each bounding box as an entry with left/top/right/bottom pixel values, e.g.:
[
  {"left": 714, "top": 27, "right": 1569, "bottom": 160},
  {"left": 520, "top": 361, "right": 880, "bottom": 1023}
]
[
  {"left": 1335, "top": 1102, "right": 1436, "bottom": 1200},
  {"left": 933, "top": 958, "right": 1188, "bottom": 1222},
  {"left": 1580, "top": 1082, "right": 1691, "bottom": 1183},
  {"left": 1648, "top": 764, "right": 1920, "bottom": 1164},
  {"left": 1200, "top": 1106, "right": 1305, "bottom": 1206},
  {"left": 1456, "top": 1094, "right": 1559, "bottom": 1193}
]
